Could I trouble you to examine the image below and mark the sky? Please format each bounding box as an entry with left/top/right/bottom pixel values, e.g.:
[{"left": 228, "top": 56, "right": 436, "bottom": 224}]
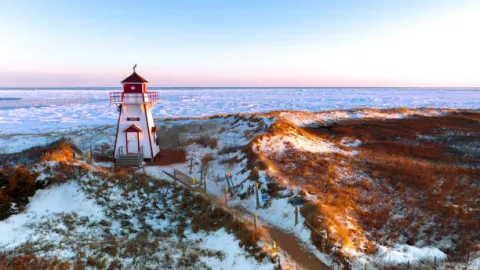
[{"left": 1, "top": 0, "right": 479, "bottom": 87}]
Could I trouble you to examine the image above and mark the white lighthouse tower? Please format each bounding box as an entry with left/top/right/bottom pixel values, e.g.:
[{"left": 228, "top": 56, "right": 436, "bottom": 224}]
[{"left": 111, "top": 66, "right": 160, "bottom": 164}]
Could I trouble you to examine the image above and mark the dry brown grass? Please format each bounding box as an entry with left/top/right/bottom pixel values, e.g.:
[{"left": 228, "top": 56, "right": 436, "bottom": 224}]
[
  {"left": 201, "top": 153, "right": 215, "bottom": 168},
  {"left": 0, "top": 253, "right": 72, "bottom": 270},
  {"left": 192, "top": 135, "right": 218, "bottom": 149},
  {"left": 40, "top": 140, "right": 80, "bottom": 163},
  {"left": 250, "top": 111, "right": 480, "bottom": 261}
]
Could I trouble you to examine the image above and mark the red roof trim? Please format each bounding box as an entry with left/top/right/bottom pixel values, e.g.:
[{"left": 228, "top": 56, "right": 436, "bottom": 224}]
[
  {"left": 121, "top": 72, "right": 148, "bottom": 83},
  {"left": 123, "top": 124, "right": 143, "bottom": 132}
]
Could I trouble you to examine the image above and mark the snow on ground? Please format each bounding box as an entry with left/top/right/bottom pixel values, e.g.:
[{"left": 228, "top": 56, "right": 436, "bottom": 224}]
[
  {"left": 0, "top": 181, "right": 104, "bottom": 250},
  {"left": 2, "top": 88, "right": 479, "bottom": 268},
  {"left": 1, "top": 160, "right": 278, "bottom": 269},
  {"left": 468, "top": 256, "right": 480, "bottom": 270},
  {"left": 190, "top": 228, "right": 273, "bottom": 270},
  {"left": 256, "top": 132, "right": 349, "bottom": 156},
  {"left": 0, "top": 125, "right": 115, "bottom": 154},
  {"left": 144, "top": 116, "right": 334, "bottom": 267},
  {"left": 375, "top": 244, "right": 447, "bottom": 265},
  {"left": 279, "top": 107, "right": 454, "bottom": 127},
  {"left": 145, "top": 114, "right": 480, "bottom": 269}
]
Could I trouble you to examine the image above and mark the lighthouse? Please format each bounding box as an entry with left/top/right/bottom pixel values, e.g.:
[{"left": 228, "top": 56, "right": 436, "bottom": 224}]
[{"left": 111, "top": 66, "right": 160, "bottom": 164}]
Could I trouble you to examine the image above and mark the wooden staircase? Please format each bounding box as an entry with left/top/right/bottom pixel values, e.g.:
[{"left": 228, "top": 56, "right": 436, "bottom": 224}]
[{"left": 115, "top": 146, "right": 143, "bottom": 167}]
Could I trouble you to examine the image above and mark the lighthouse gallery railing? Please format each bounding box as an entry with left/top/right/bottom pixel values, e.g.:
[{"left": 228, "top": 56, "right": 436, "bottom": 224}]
[{"left": 110, "top": 92, "right": 159, "bottom": 104}]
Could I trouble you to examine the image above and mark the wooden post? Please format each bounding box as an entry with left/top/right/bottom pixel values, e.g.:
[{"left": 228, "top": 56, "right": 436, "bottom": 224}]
[
  {"left": 225, "top": 187, "right": 228, "bottom": 207},
  {"left": 271, "top": 240, "right": 278, "bottom": 262},
  {"left": 255, "top": 182, "right": 260, "bottom": 209},
  {"left": 143, "top": 166, "right": 146, "bottom": 176},
  {"left": 73, "top": 152, "right": 76, "bottom": 159},
  {"left": 200, "top": 168, "right": 203, "bottom": 183},
  {"left": 225, "top": 173, "right": 232, "bottom": 194},
  {"left": 101, "top": 145, "right": 104, "bottom": 156},
  {"left": 325, "top": 230, "right": 329, "bottom": 252},
  {"left": 230, "top": 174, "right": 234, "bottom": 192},
  {"left": 173, "top": 170, "right": 177, "bottom": 183},
  {"left": 203, "top": 177, "right": 207, "bottom": 192},
  {"left": 253, "top": 212, "right": 258, "bottom": 238},
  {"left": 90, "top": 145, "right": 92, "bottom": 156},
  {"left": 189, "top": 157, "right": 193, "bottom": 174},
  {"left": 295, "top": 205, "right": 299, "bottom": 226}
]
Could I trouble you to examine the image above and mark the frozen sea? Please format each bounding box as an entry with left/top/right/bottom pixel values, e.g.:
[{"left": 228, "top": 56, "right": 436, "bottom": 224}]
[{"left": 0, "top": 87, "right": 479, "bottom": 134}]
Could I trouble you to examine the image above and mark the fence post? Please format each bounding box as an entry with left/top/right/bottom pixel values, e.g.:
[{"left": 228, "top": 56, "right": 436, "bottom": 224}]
[
  {"left": 200, "top": 168, "right": 203, "bottom": 183},
  {"left": 143, "top": 166, "right": 146, "bottom": 176},
  {"left": 189, "top": 157, "right": 193, "bottom": 174},
  {"left": 173, "top": 170, "right": 177, "bottom": 183},
  {"left": 271, "top": 241, "right": 278, "bottom": 262},
  {"left": 225, "top": 173, "right": 232, "bottom": 194},
  {"left": 255, "top": 182, "right": 260, "bottom": 209},
  {"left": 325, "top": 230, "right": 329, "bottom": 252},
  {"left": 295, "top": 205, "right": 299, "bottom": 226},
  {"left": 73, "top": 152, "right": 76, "bottom": 159},
  {"left": 254, "top": 212, "right": 258, "bottom": 237},
  {"left": 101, "top": 145, "right": 104, "bottom": 156},
  {"left": 203, "top": 177, "right": 207, "bottom": 192},
  {"left": 225, "top": 187, "right": 228, "bottom": 207},
  {"left": 228, "top": 173, "right": 234, "bottom": 188},
  {"left": 90, "top": 145, "right": 92, "bottom": 156}
]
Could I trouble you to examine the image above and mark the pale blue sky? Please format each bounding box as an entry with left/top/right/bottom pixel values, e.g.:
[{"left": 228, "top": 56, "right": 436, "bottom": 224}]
[{"left": 1, "top": 0, "right": 479, "bottom": 86}]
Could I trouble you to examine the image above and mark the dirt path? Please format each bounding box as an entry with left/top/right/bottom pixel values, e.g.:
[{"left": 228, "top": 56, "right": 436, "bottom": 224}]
[
  {"left": 159, "top": 170, "right": 330, "bottom": 270},
  {"left": 231, "top": 206, "right": 330, "bottom": 270},
  {"left": 266, "top": 225, "right": 331, "bottom": 270}
]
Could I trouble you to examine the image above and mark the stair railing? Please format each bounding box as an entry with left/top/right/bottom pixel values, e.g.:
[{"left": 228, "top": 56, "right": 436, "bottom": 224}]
[
  {"left": 116, "top": 146, "right": 124, "bottom": 159},
  {"left": 138, "top": 146, "right": 144, "bottom": 162}
]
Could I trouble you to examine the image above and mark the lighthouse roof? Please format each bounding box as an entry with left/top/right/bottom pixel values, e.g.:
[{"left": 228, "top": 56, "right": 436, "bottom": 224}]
[{"left": 121, "top": 71, "right": 148, "bottom": 83}]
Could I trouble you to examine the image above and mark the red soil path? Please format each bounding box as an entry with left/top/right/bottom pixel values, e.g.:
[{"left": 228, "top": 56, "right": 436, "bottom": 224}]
[{"left": 149, "top": 149, "right": 186, "bottom": 166}]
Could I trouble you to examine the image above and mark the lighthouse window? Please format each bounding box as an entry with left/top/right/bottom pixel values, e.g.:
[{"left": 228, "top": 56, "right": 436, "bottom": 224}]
[{"left": 127, "top": 117, "right": 140, "bottom": 121}]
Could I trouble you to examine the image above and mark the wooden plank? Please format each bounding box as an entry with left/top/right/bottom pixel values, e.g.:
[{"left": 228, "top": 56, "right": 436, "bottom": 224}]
[
  {"left": 174, "top": 169, "right": 193, "bottom": 185},
  {"left": 163, "top": 170, "right": 191, "bottom": 188}
]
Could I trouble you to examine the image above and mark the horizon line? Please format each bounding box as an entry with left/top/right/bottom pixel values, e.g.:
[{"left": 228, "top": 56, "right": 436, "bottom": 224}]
[{"left": 1, "top": 86, "right": 479, "bottom": 89}]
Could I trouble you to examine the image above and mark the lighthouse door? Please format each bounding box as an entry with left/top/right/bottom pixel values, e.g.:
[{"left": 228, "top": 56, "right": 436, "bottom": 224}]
[{"left": 126, "top": 132, "right": 139, "bottom": 154}]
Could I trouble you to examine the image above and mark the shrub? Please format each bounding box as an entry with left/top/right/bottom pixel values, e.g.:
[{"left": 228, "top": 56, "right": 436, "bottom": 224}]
[
  {"left": 194, "top": 135, "right": 218, "bottom": 149},
  {"left": 0, "top": 254, "right": 71, "bottom": 269},
  {"left": 7, "top": 166, "right": 36, "bottom": 199},
  {"left": 201, "top": 153, "right": 215, "bottom": 169},
  {"left": 40, "top": 140, "right": 79, "bottom": 163},
  {"left": 0, "top": 189, "right": 10, "bottom": 205}
]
